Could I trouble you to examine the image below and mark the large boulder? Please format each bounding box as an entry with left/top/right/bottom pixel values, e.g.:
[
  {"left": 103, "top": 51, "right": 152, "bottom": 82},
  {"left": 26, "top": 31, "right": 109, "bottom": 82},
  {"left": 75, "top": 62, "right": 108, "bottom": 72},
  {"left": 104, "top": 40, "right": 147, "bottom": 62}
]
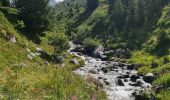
[
  {"left": 143, "top": 73, "right": 155, "bottom": 83},
  {"left": 92, "top": 45, "right": 104, "bottom": 58}
]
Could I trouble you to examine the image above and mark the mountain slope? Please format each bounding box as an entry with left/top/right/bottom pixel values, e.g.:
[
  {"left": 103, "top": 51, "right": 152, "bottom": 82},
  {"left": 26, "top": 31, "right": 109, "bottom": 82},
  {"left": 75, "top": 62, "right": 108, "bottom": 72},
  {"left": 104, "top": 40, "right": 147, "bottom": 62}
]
[{"left": 55, "top": 0, "right": 170, "bottom": 49}]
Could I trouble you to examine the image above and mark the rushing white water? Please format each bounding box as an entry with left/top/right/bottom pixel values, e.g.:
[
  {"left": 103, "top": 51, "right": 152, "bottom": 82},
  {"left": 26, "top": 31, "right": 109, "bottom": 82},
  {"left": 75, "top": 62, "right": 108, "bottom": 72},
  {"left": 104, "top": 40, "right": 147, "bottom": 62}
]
[{"left": 68, "top": 42, "right": 151, "bottom": 100}]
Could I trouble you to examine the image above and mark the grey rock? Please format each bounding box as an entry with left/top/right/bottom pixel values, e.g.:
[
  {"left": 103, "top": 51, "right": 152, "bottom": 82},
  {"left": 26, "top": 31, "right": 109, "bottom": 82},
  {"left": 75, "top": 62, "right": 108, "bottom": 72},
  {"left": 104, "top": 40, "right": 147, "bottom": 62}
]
[
  {"left": 36, "top": 47, "right": 42, "bottom": 52},
  {"left": 9, "top": 36, "right": 16, "bottom": 43},
  {"left": 27, "top": 54, "right": 33, "bottom": 60},
  {"left": 30, "top": 52, "right": 36, "bottom": 57},
  {"left": 92, "top": 45, "right": 104, "bottom": 58},
  {"left": 70, "top": 59, "right": 80, "bottom": 65}
]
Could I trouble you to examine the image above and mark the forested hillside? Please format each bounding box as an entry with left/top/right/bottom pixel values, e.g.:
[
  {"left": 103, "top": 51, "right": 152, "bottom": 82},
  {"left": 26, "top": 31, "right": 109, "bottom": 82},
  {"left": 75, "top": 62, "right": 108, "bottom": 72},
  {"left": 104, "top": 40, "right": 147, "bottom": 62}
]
[{"left": 55, "top": 0, "right": 169, "bottom": 49}]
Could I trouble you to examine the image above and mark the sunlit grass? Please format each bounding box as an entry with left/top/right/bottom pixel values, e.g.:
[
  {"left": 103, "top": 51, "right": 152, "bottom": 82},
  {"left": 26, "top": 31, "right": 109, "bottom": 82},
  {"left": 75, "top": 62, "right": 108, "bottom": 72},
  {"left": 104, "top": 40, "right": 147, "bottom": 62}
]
[{"left": 0, "top": 31, "right": 106, "bottom": 99}]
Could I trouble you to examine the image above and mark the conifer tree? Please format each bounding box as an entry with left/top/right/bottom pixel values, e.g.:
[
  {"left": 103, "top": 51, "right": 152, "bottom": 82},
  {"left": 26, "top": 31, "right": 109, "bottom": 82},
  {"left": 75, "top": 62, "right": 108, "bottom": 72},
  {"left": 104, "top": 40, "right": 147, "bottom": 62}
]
[{"left": 16, "top": 0, "right": 53, "bottom": 35}]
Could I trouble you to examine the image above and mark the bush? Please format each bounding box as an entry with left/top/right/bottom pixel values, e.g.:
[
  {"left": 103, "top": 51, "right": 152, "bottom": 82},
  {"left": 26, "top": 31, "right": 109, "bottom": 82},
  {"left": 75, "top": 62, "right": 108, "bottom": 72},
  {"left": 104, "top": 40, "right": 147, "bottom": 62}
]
[
  {"left": 47, "top": 31, "right": 70, "bottom": 54},
  {"left": 74, "top": 24, "right": 91, "bottom": 43},
  {"left": 83, "top": 37, "right": 100, "bottom": 51}
]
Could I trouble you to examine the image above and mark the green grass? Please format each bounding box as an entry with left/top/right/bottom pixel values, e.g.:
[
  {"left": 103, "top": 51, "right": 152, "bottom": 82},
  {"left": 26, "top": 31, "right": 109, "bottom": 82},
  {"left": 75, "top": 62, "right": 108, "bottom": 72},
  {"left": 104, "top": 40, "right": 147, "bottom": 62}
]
[
  {"left": 129, "top": 51, "right": 170, "bottom": 74},
  {"left": 153, "top": 73, "right": 170, "bottom": 88},
  {"left": 129, "top": 50, "right": 170, "bottom": 100},
  {"left": 0, "top": 31, "right": 106, "bottom": 100},
  {"left": 156, "top": 90, "right": 170, "bottom": 100},
  {"left": 0, "top": 10, "right": 16, "bottom": 37}
]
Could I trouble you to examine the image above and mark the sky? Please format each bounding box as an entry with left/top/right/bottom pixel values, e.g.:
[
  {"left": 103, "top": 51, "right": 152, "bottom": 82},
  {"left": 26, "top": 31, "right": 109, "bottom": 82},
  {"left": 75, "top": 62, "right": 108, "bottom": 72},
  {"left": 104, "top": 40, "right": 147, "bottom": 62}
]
[{"left": 55, "top": 0, "right": 64, "bottom": 2}]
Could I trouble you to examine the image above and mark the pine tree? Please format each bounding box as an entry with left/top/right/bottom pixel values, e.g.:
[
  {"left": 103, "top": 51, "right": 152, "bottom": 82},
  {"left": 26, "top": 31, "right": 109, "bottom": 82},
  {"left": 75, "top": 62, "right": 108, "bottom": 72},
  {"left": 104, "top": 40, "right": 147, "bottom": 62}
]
[
  {"left": 16, "top": 0, "right": 53, "bottom": 35},
  {"left": 112, "top": 0, "right": 125, "bottom": 30}
]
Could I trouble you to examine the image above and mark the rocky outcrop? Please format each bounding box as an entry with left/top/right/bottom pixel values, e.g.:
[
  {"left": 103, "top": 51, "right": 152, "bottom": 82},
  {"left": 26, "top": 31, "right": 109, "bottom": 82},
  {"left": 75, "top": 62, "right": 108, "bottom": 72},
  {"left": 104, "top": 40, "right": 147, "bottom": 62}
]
[
  {"left": 92, "top": 45, "right": 104, "bottom": 58},
  {"left": 26, "top": 47, "right": 43, "bottom": 60}
]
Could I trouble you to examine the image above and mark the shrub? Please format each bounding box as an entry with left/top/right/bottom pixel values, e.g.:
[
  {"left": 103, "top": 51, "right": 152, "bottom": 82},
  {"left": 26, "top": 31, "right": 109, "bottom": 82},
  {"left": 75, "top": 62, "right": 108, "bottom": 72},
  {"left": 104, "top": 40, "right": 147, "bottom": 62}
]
[
  {"left": 15, "top": 20, "right": 25, "bottom": 29},
  {"left": 47, "top": 31, "right": 70, "bottom": 54},
  {"left": 83, "top": 37, "right": 100, "bottom": 51},
  {"left": 74, "top": 24, "right": 91, "bottom": 43}
]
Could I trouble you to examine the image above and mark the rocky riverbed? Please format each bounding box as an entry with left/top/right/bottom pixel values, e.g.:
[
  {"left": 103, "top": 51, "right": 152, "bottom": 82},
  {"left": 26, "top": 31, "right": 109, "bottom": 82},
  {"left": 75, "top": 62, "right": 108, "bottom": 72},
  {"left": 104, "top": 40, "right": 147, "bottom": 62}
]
[{"left": 68, "top": 42, "right": 152, "bottom": 100}]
